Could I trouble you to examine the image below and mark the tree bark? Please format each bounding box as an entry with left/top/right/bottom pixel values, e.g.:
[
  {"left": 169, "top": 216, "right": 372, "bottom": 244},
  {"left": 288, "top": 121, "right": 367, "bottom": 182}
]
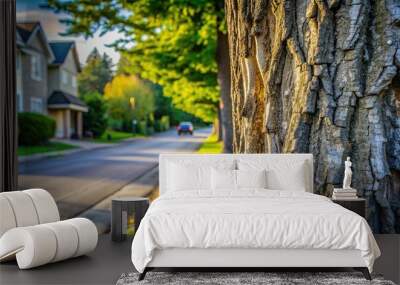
[
  {"left": 225, "top": 0, "right": 400, "bottom": 233},
  {"left": 217, "top": 31, "right": 234, "bottom": 153},
  {"left": 216, "top": 108, "right": 223, "bottom": 141}
]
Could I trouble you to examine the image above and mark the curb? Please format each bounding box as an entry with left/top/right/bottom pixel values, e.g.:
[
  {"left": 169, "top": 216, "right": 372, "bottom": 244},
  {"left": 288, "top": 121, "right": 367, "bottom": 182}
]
[{"left": 78, "top": 166, "right": 159, "bottom": 234}]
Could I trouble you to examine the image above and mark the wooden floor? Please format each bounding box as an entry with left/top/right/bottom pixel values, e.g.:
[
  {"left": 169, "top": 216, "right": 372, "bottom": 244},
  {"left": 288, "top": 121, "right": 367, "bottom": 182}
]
[{"left": 0, "top": 234, "right": 398, "bottom": 285}]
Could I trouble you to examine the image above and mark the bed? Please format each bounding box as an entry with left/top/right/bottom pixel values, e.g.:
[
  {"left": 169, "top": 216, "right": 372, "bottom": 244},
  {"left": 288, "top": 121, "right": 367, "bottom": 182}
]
[{"left": 131, "top": 154, "right": 380, "bottom": 280}]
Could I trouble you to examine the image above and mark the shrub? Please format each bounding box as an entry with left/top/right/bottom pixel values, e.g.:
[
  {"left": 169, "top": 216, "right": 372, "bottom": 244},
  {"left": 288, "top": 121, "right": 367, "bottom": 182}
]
[
  {"left": 154, "top": 120, "right": 162, "bottom": 132},
  {"left": 154, "top": 116, "right": 170, "bottom": 132},
  {"left": 137, "top": 121, "right": 147, "bottom": 135},
  {"left": 18, "top": 112, "right": 56, "bottom": 146},
  {"left": 147, "top": 127, "right": 155, "bottom": 135},
  {"left": 81, "top": 92, "right": 108, "bottom": 138},
  {"left": 108, "top": 118, "right": 123, "bottom": 131},
  {"left": 160, "top": 116, "right": 170, "bottom": 130}
]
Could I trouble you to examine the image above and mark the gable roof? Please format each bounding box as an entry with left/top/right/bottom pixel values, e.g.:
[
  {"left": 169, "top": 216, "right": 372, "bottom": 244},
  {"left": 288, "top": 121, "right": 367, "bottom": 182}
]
[
  {"left": 49, "top": 41, "right": 81, "bottom": 72},
  {"left": 48, "top": 90, "right": 88, "bottom": 112},
  {"left": 16, "top": 23, "right": 37, "bottom": 42},
  {"left": 49, "top": 42, "right": 74, "bottom": 64},
  {"left": 16, "top": 22, "right": 55, "bottom": 62}
]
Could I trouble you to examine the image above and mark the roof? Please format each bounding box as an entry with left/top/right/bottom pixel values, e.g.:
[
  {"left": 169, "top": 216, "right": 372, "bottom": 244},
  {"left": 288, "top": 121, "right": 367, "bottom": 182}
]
[
  {"left": 16, "top": 22, "right": 55, "bottom": 62},
  {"left": 16, "top": 23, "right": 37, "bottom": 42},
  {"left": 17, "top": 22, "right": 44, "bottom": 43},
  {"left": 48, "top": 90, "right": 87, "bottom": 110},
  {"left": 49, "top": 41, "right": 81, "bottom": 72},
  {"left": 49, "top": 42, "right": 74, "bottom": 64}
]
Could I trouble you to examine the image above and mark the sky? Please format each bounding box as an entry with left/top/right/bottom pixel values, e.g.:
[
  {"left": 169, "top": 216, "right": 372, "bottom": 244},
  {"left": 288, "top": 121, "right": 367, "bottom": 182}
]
[{"left": 17, "top": 0, "right": 122, "bottom": 66}]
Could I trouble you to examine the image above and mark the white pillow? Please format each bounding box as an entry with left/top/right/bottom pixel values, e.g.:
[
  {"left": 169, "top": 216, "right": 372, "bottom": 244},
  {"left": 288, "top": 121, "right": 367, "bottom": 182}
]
[
  {"left": 211, "top": 169, "right": 267, "bottom": 190},
  {"left": 236, "top": 169, "right": 267, "bottom": 189},
  {"left": 167, "top": 160, "right": 235, "bottom": 191},
  {"left": 167, "top": 163, "right": 209, "bottom": 191},
  {"left": 265, "top": 163, "right": 306, "bottom": 191},
  {"left": 211, "top": 168, "right": 236, "bottom": 190},
  {"left": 237, "top": 159, "right": 307, "bottom": 191}
]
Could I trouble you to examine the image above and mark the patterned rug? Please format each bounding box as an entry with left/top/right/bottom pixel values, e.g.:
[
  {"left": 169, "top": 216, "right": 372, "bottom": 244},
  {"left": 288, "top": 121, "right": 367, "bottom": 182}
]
[{"left": 116, "top": 271, "right": 395, "bottom": 285}]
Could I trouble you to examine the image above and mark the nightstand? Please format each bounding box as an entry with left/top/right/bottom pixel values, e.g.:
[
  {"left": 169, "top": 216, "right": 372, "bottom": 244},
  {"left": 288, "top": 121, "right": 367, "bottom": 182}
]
[
  {"left": 332, "top": 198, "right": 366, "bottom": 218},
  {"left": 111, "top": 197, "right": 149, "bottom": 242}
]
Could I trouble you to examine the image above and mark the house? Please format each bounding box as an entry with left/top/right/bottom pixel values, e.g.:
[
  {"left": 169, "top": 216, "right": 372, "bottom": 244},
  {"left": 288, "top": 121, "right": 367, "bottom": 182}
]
[
  {"left": 16, "top": 22, "right": 87, "bottom": 139},
  {"left": 48, "top": 42, "right": 88, "bottom": 139},
  {"left": 16, "top": 22, "right": 54, "bottom": 115}
]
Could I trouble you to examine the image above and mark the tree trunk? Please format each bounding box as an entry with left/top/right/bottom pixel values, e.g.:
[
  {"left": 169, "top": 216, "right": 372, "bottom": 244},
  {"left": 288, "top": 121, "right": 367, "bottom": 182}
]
[
  {"left": 225, "top": 0, "right": 400, "bottom": 233},
  {"left": 212, "top": 112, "right": 223, "bottom": 141},
  {"left": 217, "top": 31, "right": 234, "bottom": 153}
]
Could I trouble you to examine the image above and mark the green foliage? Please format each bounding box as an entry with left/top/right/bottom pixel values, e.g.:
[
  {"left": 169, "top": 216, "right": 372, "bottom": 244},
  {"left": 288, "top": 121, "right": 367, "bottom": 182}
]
[
  {"left": 18, "top": 142, "right": 77, "bottom": 156},
  {"left": 93, "top": 130, "right": 143, "bottom": 143},
  {"left": 197, "top": 133, "right": 223, "bottom": 154},
  {"left": 169, "top": 109, "right": 207, "bottom": 127},
  {"left": 137, "top": 121, "right": 148, "bottom": 135},
  {"left": 18, "top": 112, "right": 56, "bottom": 146},
  {"left": 48, "top": 0, "right": 225, "bottom": 123},
  {"left": 78, "top": 48, "right": 113, "bottom": 95},
  {"left": 81, "top": 92, "right": 108, "bottom": 138},
  {"left": 104, "top": 75, "right": 155, "bottom": 132},
  {"left": 154, "top": 116, "right": 170, "bottom": 132},
  {"left": 160, "top": 115, "right": 170, "bottom": 130},
  {"left": 151, "top": 84, "right": 202, "bottom": 127}
]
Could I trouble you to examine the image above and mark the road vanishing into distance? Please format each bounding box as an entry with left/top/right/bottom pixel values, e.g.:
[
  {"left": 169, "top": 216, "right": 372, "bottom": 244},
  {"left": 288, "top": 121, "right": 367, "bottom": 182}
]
[{"left": 19, "top": 128, "right": 211, "bottom": 219}]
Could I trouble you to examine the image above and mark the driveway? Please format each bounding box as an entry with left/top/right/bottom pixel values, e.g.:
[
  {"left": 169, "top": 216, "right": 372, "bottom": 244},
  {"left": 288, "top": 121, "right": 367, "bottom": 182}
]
[{"left": 18, "top": 128, "right": 211, "bottom": 219}]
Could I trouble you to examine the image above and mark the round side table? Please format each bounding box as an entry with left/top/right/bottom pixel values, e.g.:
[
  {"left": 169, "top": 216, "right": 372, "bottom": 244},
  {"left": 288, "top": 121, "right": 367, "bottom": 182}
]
[{"left": 111, "top": 197, "right": 149, "bottom": 242}]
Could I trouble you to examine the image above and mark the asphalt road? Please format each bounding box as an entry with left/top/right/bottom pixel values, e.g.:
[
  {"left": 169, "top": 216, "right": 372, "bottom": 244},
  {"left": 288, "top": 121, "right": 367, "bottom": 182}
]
[{"left": 18, "top": 128, "right": 211, "bottom": 219}]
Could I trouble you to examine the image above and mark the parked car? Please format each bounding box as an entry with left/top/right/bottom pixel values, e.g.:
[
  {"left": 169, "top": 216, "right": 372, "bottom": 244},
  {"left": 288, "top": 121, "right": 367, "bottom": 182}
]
[{"left": 177, "top": 122, "right": 193, "bottom": 135}]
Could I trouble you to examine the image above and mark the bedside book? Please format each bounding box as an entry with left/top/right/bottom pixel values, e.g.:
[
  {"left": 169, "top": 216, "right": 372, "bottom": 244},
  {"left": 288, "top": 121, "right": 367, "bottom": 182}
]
[
  {"left": 332, "top": 188, "right": 358, "bottom": 200},
  {"left": 332, "top": 194, "right": 358, "bottom": 197},
  {"left": 333, "top": 188, "right": 357, "bottom": 193}
]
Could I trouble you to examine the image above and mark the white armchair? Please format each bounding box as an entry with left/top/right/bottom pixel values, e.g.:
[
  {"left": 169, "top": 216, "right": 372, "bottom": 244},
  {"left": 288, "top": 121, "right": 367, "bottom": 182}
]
[{"left": 0, "top": 189, "right": 98, "bottom": 269}]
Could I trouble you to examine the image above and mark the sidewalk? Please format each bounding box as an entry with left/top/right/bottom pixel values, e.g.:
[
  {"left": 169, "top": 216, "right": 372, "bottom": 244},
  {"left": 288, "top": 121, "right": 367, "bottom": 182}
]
[{"left": 79, "top": 166, "right": 159, "bottom": 234}]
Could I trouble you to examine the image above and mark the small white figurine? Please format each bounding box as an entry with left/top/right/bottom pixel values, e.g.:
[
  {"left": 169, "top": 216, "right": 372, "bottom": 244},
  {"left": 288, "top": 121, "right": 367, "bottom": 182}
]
[{"left": 343, "top": 157, "right": 352, "bottom": 189}]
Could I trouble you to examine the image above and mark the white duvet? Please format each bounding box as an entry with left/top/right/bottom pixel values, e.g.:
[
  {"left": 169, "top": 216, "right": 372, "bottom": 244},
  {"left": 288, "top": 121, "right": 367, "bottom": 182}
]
[{"left": 131, "top": 190, "right": 380, "bottom": 273}]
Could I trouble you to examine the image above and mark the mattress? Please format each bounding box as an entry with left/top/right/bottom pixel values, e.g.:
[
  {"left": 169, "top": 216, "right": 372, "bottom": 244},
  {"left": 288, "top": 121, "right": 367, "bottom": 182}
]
[{"left": 131, "top": 190, "right": 380, "bottom": 273}]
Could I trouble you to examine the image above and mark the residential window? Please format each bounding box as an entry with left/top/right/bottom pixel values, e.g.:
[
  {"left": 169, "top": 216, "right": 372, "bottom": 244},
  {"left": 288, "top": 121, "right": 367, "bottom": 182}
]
[
  {"left": 30, "top": 97, "right": 43, "bottom": 113},
  {"left": 16, "top": 92, "right": 23, "bottom": 112},
  {"left": 61, "top": 70, "right": 69, "bottom": 85},
  {"left": 72, "top": 75, "right": 77, "bottom": 88},
  {"left": 30, "top": 53, "right": 42, "bottom": 81}
]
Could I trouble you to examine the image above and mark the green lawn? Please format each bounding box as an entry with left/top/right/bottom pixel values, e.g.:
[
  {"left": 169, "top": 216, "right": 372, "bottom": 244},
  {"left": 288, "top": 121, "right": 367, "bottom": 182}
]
[
  {"left": 197, "top": 134, "right": 223, "bottom": 154},
  {"left": 18, "top": 142, "right": 78, "bottom": 157},
  {"left": 91, "top": 130, "right": 144, "bottom": 143}
]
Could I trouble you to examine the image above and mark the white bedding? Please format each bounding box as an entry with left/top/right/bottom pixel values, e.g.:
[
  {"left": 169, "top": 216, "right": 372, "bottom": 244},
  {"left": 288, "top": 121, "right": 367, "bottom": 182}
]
[{"left": 131, "top": 190, "right": 380, "bottom": 273}]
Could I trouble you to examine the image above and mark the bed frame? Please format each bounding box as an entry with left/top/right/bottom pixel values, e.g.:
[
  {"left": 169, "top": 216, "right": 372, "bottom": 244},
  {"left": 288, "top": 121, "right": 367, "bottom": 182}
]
[{"left": 139, "top": 154, "right": 372, "bottom": 280}]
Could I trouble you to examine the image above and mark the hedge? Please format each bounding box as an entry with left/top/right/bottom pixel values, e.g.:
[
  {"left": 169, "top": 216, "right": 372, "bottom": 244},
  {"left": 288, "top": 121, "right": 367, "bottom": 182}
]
[
  {"left": 18, "top": 112, "right": 56, "bottom": 146},
  {"left": 160, "top": 116, "right": 170, "bottom": 130},
  {"left": 154, "top": 116, "right": 170, "bottom": 132},
  {"left": 137, "top": 121, "right": 148, "bottom": 135}
]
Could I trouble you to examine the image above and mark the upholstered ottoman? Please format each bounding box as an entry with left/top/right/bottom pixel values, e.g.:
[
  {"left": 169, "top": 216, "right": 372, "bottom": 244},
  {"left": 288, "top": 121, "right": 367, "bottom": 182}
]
[{"left": 0, "top": 189, "right": 98, "bottom": 269}]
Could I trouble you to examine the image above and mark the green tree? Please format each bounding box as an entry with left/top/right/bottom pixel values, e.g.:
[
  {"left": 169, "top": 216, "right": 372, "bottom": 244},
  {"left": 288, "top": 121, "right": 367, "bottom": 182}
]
[
  {"left": 81, "top": 92, "right": 107, "bottom": 138},
  {"left": 78, "top": 48, "right": 113, "bottom": 95},
  {"left": 48, "top": 0, "right": 233, "bottom": 152},
  {"left": 104, "top": 75, "right": 155, "bottom": 132}
]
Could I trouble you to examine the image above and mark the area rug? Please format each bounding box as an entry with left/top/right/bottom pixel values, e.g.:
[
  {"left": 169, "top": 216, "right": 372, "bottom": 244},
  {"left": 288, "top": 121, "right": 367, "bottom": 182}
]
[{"left": 116, "top": 272, "right": 395, "bottom": 285}]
